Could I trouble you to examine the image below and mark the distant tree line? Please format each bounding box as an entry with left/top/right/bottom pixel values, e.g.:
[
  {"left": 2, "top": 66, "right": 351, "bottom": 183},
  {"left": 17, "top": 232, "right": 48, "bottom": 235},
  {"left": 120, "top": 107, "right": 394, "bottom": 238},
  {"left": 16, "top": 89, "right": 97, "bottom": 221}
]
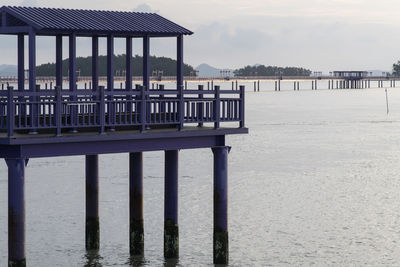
[
  {"left": 393, "top": 60, "right": 400, "bottom": 76},
  {"left": 36, "top": 54, "right": 196, "bottom": 77},
  {"left": 233, "top": 65, "right": 312, "bottom": 77}
]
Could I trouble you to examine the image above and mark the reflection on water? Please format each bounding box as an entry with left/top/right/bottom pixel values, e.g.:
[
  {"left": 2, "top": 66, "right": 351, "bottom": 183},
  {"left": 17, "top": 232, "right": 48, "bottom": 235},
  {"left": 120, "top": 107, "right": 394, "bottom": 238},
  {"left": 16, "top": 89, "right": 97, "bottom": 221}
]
[
  {"left": 163, "top": 258, "right": 179, "bottom": 267},
  {"left": 84, "top": 250, "right": 102, "bottom": 267},
  {"left": 128, "top": 254, "right": 146, "bottom": 267}
]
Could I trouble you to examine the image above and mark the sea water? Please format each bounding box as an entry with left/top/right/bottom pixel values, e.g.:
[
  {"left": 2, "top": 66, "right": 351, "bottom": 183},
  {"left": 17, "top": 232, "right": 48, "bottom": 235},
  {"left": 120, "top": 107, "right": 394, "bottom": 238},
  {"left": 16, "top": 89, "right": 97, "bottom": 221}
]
[{"left": 1, "top": 83, "right": 400, "bottom": 266}]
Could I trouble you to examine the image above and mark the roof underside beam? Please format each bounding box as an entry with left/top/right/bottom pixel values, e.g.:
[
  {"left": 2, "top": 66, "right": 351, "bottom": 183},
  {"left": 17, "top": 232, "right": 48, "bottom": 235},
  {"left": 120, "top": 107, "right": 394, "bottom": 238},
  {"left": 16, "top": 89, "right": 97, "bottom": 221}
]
[{"left": 0, "top": 29, "right": 184, "bottom": 37}]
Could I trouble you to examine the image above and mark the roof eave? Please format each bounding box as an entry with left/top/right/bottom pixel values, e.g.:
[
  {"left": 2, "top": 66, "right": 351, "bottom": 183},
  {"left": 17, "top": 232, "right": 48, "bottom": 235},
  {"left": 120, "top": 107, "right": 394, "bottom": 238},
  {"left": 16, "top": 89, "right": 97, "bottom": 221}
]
[{"left": 2, "top": 6, "right": 44, "bottom": 31}]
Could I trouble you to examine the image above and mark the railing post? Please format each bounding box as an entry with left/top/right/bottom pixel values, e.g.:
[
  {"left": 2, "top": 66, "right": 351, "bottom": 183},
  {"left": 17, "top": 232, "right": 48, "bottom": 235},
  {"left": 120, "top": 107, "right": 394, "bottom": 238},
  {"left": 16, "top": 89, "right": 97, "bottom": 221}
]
[
  {"left": 178, "top": 86, "right": 184, "bottom": 130},
  {"left": 214, "top": 85, "right": 220, "bottom": 129},
  {"left": 28, "top": 85, "right": 40, "bottom": 134},
  {"left": 55, "top": 86, "right": 62, "bottom": 136},
  {"left": 126, "top": 81, "right": 132, "bottom": 114},
  {"left": 159, "top": 84, "right": 165, "bottom": 115},
  {"left": 140, "top": 86, "right": 146, "bottom": 132},
  {"left": 99, "top": 85, "right": 105, "bottom": 134},
  {"left": 198, "top": 85, "right": 204, "bottom": 127},
  {"left": 7, "top": 86, "right": 14, "bottom": 137},
  {"left": 239, "top": 85, "right": 245, "bottom": 128}
]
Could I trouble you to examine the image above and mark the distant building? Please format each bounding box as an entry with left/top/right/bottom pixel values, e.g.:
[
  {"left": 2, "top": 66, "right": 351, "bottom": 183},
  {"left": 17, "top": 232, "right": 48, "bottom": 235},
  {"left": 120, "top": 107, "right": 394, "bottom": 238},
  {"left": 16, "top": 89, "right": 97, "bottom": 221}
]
[
  {"left": 332, "top": 71, "right": 368, "bottom": 80},
  {"left": 312, "top": 71, "right": 323, "bottom": 77}
]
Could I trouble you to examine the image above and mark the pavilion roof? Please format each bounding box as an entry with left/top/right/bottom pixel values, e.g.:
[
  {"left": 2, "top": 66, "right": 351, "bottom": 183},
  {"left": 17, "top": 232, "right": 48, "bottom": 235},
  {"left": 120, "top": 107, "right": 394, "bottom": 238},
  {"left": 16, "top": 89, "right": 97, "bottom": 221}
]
[{"left": 0, "top": 6, "right": 193, "bottom": 36}]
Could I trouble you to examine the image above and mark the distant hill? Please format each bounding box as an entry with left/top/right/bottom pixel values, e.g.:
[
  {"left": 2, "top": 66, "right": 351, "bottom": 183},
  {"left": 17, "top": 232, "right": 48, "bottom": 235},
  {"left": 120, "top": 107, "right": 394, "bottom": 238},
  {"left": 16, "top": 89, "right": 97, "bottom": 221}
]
[
  {"left": 0, "top": 65, "right": 17, "bottom": 76},
  {"left": 36, "top": 55, "right": 196, "bottom": 77},
  {"left": 195, "top": 63, "right": 233, "bottom": 77}
]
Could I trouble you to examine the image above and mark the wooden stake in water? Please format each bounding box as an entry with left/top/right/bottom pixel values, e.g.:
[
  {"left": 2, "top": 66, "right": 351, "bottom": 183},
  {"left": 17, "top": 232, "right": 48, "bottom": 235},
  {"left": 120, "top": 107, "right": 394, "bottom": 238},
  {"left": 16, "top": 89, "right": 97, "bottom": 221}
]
[{"left": 385, "top": 88, "right": 389, "bottom": 114}]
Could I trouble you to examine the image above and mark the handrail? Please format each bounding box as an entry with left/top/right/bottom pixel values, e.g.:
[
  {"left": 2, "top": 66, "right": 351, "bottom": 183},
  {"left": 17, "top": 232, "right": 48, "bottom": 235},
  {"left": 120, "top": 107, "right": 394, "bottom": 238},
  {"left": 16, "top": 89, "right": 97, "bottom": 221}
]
[{"left": 1, "top": 85, "right": 246, "bottom": 136}]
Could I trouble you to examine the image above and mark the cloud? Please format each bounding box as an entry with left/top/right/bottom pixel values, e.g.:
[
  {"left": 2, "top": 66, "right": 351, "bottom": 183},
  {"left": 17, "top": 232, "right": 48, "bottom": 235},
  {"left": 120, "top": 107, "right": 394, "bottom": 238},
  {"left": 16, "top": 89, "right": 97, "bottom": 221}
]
[
  {"left": 132, "top": 3, "right": 158, "bottom": 13},
  {"left": 20, "top": 0, "right": 38, "bottom": 7}
]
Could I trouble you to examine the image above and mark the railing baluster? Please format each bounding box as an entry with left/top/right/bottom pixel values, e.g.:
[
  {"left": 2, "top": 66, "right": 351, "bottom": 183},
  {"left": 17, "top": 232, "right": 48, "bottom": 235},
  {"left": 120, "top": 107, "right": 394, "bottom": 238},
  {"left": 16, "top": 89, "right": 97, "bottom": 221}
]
[
  {"left": 158, "top": 101, "right": 161, "bottom": 123},
  {"left": 192, "top": 102, "right": 196, "bottom": 122}
]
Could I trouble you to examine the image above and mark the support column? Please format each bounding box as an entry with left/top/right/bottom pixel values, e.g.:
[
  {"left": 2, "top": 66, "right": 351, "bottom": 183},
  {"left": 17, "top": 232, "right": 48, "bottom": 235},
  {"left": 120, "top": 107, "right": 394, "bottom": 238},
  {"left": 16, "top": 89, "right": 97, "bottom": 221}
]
[
  {"left": 56, "top": 35, "right": 62, "bottom": 88},
  {"left": 69, "top": 33, "right": 77, "bottom": 92},
  {"left": 6, "top": 158, "right": 28, "bottom": 267},
  {"left": 92, "top": 36, "right": 99, "bottom": 92},
  {"left": 107, "top": 34, "right": 114, "bottom": 92},
  {"left": 126, "top": 37, "right": 133, "bottom": 91},
  {"left": 177, "top": 35, "right": 184, "bottom": 130},
  {"left": 164, "top": 150, "right": 179, "bottom": 258},
  {"left": 142, "top": 36, "right": 150, "bottom": 130},
  {"left": 143, "top": 36, "right": 150, "bottom": 92},
  {"left": 129, "top": 152, "right": 144, "bottom": 255},
  {"left": 69, "top": 33, "right": 78, "bottom": 132},
  {"left": 28, "top": 29, "right": 38, "bottom": 134},
  {"left": 28, "top": 29, "right": 36, "bottom": 92},
  {"left": 212, "top": 146, "right": 230, "bottom": 264},
  {"left": 17, "top": 34, "right": 24, "bottom": 91},
  {"left": 107, "top": 34, "right": 115, "bottom": 129},
  {"left": 85, "top": 155, "right": 99, "bottom": 250}
]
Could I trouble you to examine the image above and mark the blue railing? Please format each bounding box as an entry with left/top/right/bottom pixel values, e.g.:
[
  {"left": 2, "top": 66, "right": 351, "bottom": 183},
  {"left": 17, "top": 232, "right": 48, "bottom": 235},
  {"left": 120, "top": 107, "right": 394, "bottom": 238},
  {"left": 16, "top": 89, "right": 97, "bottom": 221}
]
[{"left": 0, "top": 85, "right": 245, "bottom": 137}]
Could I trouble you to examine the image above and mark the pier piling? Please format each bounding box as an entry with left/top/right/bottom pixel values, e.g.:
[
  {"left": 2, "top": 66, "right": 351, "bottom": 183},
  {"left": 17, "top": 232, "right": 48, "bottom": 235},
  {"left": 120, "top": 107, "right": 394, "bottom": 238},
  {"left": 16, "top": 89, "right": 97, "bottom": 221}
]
[
  {"left": 212, "top": 146, "right": 229, "bottom": 264},
  {"left": 85, "top": 155, "right": 100, "bottom": 250},
  {"left": 129, "top": 152, "right": 144, "bottom": 255},
  {"left": 164, "top": 150, "right": 179, "bottom": 258},
  {"left": 7, "top": 158, "right": 28, "bottom": 267}
]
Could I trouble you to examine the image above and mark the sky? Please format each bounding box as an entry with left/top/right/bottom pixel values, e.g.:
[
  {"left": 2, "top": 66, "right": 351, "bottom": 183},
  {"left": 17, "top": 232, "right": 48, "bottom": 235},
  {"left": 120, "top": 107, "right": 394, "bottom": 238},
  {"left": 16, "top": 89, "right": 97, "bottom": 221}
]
[{"left": 1, "top": 0, "right": 400, "bottom": 72}]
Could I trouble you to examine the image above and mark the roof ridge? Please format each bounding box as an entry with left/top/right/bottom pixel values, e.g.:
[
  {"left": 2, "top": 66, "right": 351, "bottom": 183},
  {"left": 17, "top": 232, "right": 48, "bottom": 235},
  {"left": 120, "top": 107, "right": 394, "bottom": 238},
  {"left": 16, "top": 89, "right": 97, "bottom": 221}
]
[{"left": 6, "top": 5, "right": 157, "bottom": 15}]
